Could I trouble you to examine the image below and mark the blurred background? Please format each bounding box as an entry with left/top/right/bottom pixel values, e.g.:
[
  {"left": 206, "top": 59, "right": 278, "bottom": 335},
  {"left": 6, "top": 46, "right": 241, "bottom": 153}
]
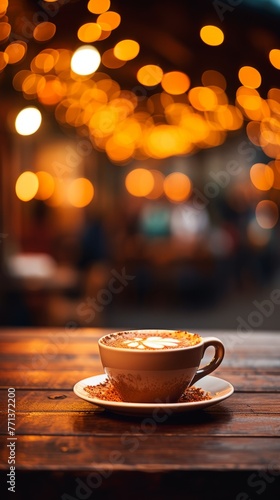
[{"left": 1, "top": 0, "right": 280, "bottom": 330}]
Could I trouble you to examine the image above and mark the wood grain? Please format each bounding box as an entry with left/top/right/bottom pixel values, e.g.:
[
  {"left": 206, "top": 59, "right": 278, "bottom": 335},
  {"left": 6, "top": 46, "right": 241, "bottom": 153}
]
[
  {"left": 0, "top": 328, "right": 280, "bottom": 479},
  {"left": 1, "top": 435, "right": 280, "bottom": 471},
  {"left": 0, "top": 390, "right": 280, "bottom": 413}
]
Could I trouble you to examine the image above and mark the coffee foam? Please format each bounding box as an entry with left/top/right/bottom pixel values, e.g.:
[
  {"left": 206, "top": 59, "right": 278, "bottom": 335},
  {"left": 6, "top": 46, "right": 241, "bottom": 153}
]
[{"left": 102, "top": 331, "right": 201, "bottom": 350}]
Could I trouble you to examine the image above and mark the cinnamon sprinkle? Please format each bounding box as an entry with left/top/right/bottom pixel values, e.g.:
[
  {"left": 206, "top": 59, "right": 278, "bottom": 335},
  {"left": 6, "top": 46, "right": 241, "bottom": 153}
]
[{"left": 84, "top": 380, "right": 212, "bottom": 403}]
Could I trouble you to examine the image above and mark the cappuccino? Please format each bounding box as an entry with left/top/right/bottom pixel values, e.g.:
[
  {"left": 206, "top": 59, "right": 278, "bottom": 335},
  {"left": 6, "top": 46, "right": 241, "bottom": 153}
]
[{"left": 100, "top": 330, "right": 202, "bottom": 350}]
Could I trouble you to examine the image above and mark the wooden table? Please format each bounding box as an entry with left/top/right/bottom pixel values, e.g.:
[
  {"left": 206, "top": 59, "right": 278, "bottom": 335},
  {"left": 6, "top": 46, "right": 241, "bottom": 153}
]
[{"left": 0, "top": 328, "right": 280, "bottom": 500}]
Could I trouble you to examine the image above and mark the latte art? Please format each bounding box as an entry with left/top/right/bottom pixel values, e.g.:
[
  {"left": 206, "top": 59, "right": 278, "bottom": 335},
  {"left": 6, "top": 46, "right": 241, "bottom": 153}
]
[
  {"left": 101, "top": 331, "right": 202, "bottom": 350},
  {"left": 123, "top": 336, "right": 181, "bottom": 349}
]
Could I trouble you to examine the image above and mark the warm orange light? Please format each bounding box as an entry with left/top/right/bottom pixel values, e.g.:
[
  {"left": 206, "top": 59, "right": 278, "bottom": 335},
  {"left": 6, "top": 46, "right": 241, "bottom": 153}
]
[
  {"left": 200, "top": 25, "right": 224, "bottom": 46},
  {"left": 37, "top": 76, "right": 66, "bottom": 106},
  {"left": 31, "top": 50, "right": 59, "bottom": 73},
  {"left": 45, "top": 178, "right": 65, "bottom": 207},
  {"left": 88, "top": 0, "right": 110, "bottom": 14},
  {"left": 201, "top": 69, "right": 226, "bottom": 90},
  {"left": 97, "top": 11, "right": 121, "bottom": 31},
  {"left": 215, "top": 105, "right": 243, "bottom": 130},
  {"left": 236, "top": 87, "right": 261, "bottom": 111},
  {"left": 77, "top": 23, "right": 102, "bottom": 43},
  {"left": 102, "top": 48, "right": 126, "bottom": 68},
  {"left": 35, "top": 171, "right": 55, "bottom": 200},
  {"left": 89, "top": 106, "right": 118, "bottom": 137},
  {"left": 165, "top": 103, "right": 191, "bottom": 126},
  {"left": 200, "top": 127, "right": 225, "bottom": 148},
  {"left": 188, "top": 86, "right": 218, "bottom": 111},
  {"left": 0, "top": 51, "right": 9, "bottom": 71},
  {"left": 67, "top": 178, "right": 94, "bottom": 207},
  {"left": 22, "top": 73, "right": 46, "bottom": 98},
  {"left": 105, "top": 133, "right": 135, "bottom": 163},
  {"left": 145, "top": 170, "right": 165, "bottom": 199},
  {"left": 268, "top": 160, "right": 280, "bottom": 189},
  {"left": 269, "top": 49, "right": 280, "bottom": 70},
  {"left": 246, "top": 121, "right": 262, "bottom": 147},
  {"left": 98, "top": 30, "right": 112, "bottom": 41},
  {"left": 137, "top": 65, "right": 163, "bottom": 87},
  {"left": 5, "top": 42, "right": 26, "bottom": 64},
  {"left": 113, "top": 39, "right": 140, "bottom": 61},
  {"left": 161, "top": 71, "right": 190, "bottom": 95},
  {"left": 238, "top": 66, "right": 261, "bottom": 89},
  {"left": 0, "top": 0, "right": 8, "bottom": 15},
  {"left": 54, "top": 49, "right": 72, "bottom": 74},
  {"left": 260, "top": 117, "right": 280, "bottom": 152},
  {"left": 250, "top": 163, "right": 274, "bottom": 191},
  {"left": 13, "top": 70, "right": 32, "bottom": 92},
  {"left": 15, "top": 172, "right": 39, "bottom": 202},
  {"left": 0, "top": 22, "right": 11, "bottom": 42},
  {"left": 256, "top": 200, "right": 279, "bottom": 229},
  {"left": 125, "top": 168, "right": 154, "bottom": 197},
  {"left": 33, "top": 22, "right": 56, "bottom": 42},
  {"left": 268, "top": 88, "right": 280, "bottom": 103},
  {"left": 180, "top": 113, "right": 209, "bottom": 144},
  {"left": 144, "top": 125, "right": 190, "bottom": 158},
  {"left": 164, "top": 172, "right": 192, "bottom": 202}
]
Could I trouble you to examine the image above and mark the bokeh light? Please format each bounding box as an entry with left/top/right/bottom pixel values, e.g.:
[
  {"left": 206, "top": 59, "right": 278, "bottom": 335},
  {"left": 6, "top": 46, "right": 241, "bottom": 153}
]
[
  {"left": 15, "top": 172, "right": 39, "bottom": 202},
  {"left": 0, "top": 22, "right": 11, "bottom": 42},
  {"left": 77, "top": 23, "right": 102, "bottom": 43},
  {"left": 137, "top": 65, "right": 163, "bottom": 87},
  {"left": 268, "top": 160, "right": 280, "bottom": 189},
  {"left": 255, "top": 200, "right": 279, "bottom": 229},
  {"left": 15, "top": 107, "right": 42, "bottom": 135},
  {"left": 201, "top": 69, "right": 227, "bottom": 90},
  {"left": 145, "top": 170, "right": 165, "bottom": 199},
  {"left": 125, "top": 168, "right": 154, "bottom": 197},
  {"left": 161, "top": 71, "right": 190, "bottom": 95},
  {"left": 71, "top": 45, "right": 101, "bottom": 75},
  {"left": 5, "top": 42, "right": 26, "bottom": 64},
  {"left": 102, "top": 48, "right": 126, "bottom": 68},
  {"left": 0, "top": 51, "right": 9, "bottom": 71},
  {"left": 188, "top": 86, "right": 218, "bottom": 111},
  {"left": 88, "top": 0, "right": 110, "bottom": 14},
  {"left": 0, "top": 0, "right": 8, "bottom": 16},
  {"left": 33, "top": 22, "right": 56, "bottom": 42},
  {"left": 97, "top": 11, "right": 121, "bottom": 30},
  {"left": 200, "top": 25, "right": 224, "bottom": 46},
  {"left": 67, "top": 178, "right": 94, "bottom": 207},
  {"left": 250, "top": 163, "right": 274, "bottom": 191},
  {"left": 163, "top": 172, "right": 192, "bottom": 202},
  {"left": 269, "top": 49, "right": 280, "bottom": 70},
  {"left": 238, "top": 66, "right": 261, "bottom": 89},
  {"left": 35, "top": 171, "right": 55, "bottom": 200},
  {"left": 113, "top": 39, "right": 140, "bottom": 61}
]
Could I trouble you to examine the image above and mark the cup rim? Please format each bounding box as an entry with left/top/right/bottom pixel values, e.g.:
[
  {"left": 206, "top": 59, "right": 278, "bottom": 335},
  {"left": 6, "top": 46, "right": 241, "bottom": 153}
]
[{"left": 98, "top": 329, "right": 203, "bottom": 353}]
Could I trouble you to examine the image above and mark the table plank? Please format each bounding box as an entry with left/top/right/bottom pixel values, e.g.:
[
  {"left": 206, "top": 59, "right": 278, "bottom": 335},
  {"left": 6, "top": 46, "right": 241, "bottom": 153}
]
[
  {"left": 1, "top": 435, "right": 280, "bottom": 471},
  {"left": 0, "top": 390, "right": 280, "bottom": 414},
  {"left": 0, "top": 410, "right": 279, "bottom": 437}
]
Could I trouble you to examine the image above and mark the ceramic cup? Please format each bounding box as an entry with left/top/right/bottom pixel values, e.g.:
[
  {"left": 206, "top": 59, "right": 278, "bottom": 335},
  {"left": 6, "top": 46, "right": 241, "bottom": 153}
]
[{"left": 98, "top": 329, "right": 225, "bottom": 403}]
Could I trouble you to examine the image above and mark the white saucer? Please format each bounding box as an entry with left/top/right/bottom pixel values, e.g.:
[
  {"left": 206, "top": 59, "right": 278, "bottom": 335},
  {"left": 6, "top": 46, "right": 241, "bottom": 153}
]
[{"left": 73, "top": 374, "right": 234, "bottom": 417}]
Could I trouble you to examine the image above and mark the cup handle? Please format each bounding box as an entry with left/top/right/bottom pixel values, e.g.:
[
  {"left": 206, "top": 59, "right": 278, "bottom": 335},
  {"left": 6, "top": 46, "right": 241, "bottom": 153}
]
[{"left": 191, "top": 337, "right": 225, "bottom": 385}]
